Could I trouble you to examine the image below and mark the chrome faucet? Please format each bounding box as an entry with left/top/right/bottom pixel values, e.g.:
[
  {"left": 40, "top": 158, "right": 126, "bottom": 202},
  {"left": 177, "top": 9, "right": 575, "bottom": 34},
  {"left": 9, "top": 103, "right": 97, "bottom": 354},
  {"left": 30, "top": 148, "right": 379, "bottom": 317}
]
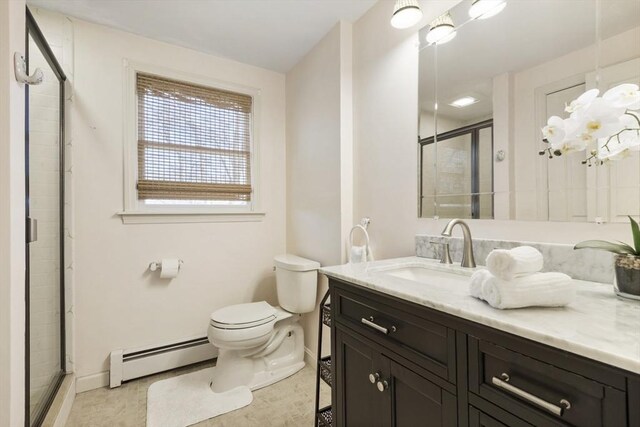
[{"left": 441, "top": 219, "right": 476, "bottom": 268}]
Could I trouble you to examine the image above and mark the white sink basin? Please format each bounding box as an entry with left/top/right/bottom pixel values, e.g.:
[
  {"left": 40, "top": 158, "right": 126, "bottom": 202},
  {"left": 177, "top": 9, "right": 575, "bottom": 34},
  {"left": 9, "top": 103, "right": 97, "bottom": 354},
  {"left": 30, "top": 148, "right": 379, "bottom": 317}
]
[{"left": 369, "top": 262, "right": 476, "bottom": 288}]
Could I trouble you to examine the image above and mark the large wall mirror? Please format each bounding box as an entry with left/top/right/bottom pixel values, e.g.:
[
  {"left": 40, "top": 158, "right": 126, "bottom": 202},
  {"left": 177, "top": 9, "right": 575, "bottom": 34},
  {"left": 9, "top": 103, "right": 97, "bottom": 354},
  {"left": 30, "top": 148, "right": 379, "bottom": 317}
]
[{"left": 418, "top": 0, "right": 640, "bottom": 222}]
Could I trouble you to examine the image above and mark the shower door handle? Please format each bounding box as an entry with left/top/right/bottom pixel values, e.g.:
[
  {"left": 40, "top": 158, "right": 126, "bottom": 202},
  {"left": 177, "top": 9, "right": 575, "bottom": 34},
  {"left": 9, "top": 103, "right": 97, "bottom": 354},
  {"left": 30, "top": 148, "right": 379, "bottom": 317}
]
[{"left": 27, "top": 217, "right": 38, "bottom": 243}]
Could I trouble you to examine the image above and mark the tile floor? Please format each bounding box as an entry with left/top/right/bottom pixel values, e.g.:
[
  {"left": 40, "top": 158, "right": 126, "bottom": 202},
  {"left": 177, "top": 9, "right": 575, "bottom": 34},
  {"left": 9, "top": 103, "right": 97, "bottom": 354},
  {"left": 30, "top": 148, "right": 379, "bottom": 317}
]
[{"left": 66, "top": 362, "right": 330, "bottom": 426}]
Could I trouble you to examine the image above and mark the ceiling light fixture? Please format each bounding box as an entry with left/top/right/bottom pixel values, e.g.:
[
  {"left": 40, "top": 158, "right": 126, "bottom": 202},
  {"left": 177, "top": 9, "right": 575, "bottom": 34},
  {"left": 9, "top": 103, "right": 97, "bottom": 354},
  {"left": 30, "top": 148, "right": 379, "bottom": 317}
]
[
  {"left": 469, "top": 0, "right": 507, "bottom": 20},
  {"left": 390, "top": 0, "right": 423, "bottom": 29},
  {"left": 449, "top": 96, "right": 479, "bottom": 108},
  {"left": 425, "top": 12, "right": 456, "bottom": 45}
]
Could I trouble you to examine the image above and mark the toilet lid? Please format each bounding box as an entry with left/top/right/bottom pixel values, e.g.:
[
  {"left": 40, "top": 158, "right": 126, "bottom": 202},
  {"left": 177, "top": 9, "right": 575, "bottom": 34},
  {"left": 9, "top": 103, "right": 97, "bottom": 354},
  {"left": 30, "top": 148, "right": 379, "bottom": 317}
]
[{"left": 210, "top": 301, "right": 277, "bottom": 329}]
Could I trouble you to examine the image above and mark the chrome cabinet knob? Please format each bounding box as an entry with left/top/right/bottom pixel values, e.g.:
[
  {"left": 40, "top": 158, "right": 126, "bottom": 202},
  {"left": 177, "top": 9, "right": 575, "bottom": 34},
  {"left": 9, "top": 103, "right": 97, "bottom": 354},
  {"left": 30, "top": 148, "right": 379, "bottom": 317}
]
[
  {"left": 376, "top": 380, "right": 389, "bottom": 392},
  {"left": 368, "top": 372, "right": 380, "bottom": 384}
]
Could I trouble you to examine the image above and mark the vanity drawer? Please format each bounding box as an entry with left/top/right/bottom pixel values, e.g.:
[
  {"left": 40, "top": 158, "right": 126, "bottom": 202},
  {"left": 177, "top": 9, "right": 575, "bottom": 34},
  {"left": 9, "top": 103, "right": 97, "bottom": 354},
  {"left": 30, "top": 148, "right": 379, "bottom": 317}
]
[
  {"left": 469, "top": 405, "right": 533, "bottom": 427},
  {"left": 469, "top": 337, "right": 627, "bottom": 427},
  {"left": 332, "top": 283, "right": 455, "bottom": 383}
]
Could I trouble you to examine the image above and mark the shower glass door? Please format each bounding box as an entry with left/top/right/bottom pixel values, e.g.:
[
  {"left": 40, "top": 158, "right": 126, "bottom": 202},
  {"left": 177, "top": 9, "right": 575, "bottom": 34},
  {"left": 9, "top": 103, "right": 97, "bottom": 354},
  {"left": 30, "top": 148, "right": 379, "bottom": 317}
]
[{"left": 25, "top": 9, "right": 66, "bottom": 426}]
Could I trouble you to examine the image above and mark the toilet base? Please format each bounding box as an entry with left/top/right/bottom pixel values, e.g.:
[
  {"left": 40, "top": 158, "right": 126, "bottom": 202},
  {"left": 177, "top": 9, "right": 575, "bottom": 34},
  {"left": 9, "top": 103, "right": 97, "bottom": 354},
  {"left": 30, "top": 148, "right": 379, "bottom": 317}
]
[
  {"left": 210, "top": 321, "right": 305, "bottom": 393},
  {"left": 248, "top": 360, "right": 305, "bottom": 391}
]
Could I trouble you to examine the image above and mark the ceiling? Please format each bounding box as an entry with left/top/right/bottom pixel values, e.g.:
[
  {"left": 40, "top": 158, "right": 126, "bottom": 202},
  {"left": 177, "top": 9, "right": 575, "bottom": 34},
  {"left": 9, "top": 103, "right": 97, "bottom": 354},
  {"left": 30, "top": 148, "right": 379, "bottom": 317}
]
[
  {"left": 418, "top": 0, "right": 640, "bottom": 123},
  {"left": 27, "top": 0, "right": 377, "bottom": 73}
]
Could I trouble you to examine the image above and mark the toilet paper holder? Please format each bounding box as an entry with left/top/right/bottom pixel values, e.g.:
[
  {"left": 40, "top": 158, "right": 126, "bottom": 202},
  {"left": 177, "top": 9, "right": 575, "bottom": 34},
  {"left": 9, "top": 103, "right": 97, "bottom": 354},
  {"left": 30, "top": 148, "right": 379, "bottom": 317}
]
[{"left": 149, "top": 259, "right": 184, "bottom": 272}]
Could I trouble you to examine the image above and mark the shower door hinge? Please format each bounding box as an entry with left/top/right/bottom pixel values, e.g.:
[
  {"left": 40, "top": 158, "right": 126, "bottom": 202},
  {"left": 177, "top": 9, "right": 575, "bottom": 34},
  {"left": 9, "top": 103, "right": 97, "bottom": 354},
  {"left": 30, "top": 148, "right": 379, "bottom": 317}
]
[{"left": 26, "top": 217, "right": 38, "bottom": 243}]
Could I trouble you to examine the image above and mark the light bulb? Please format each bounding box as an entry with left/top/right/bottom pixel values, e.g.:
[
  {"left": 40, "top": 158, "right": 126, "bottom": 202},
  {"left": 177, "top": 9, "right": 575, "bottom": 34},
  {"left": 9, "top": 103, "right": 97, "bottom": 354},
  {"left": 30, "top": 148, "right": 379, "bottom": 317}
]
[
  {"left": 469, "top": 0, "right": 507, "bottom": 20},
  {"left": 426, "top": 12, "right": 456, "bottom": 45},
  {"left": 391, "top": 0, "right": 423, "bottom": 29}
]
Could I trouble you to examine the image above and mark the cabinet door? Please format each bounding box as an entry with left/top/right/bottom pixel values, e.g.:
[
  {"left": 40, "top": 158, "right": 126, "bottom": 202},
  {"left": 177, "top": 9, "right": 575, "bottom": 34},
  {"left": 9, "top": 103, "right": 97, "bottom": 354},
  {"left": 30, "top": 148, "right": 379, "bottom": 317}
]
[
  {"left": 388, "top": 357, "right": 457, "bottom": 427},
  {"left": 335, "top": 327, "right": 391, "bottom": 427}
]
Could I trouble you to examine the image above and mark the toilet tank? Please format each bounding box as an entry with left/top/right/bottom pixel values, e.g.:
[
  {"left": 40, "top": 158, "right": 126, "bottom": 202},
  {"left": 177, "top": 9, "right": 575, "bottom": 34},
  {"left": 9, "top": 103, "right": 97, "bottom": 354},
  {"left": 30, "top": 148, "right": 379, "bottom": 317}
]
[{"left": 274, "top": 254, "right": 320, "bottom": 314}]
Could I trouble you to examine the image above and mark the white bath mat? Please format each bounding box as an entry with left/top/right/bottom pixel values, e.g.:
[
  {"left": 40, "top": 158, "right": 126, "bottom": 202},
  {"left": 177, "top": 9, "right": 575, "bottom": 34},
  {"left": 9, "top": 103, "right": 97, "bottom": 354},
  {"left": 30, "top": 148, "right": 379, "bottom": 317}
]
[{"left": 147, "top": 367, "right": 253, "bottom": 427}]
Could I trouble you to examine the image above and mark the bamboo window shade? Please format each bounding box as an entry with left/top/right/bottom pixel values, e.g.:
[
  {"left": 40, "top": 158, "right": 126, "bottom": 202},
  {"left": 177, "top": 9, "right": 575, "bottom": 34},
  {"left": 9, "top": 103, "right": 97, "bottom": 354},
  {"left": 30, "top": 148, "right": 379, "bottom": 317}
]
[{"left": 136, "top": 73, "right": 253, "bottom": 201}]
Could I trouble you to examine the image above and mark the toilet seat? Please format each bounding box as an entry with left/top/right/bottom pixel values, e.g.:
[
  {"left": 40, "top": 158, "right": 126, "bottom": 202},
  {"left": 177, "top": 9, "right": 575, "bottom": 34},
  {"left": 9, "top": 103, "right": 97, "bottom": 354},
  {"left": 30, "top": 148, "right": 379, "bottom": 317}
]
[
  {"left": 210, "top": 301, "right": 277, "bottom": 330},
  {"left": 208, "top": 302, "right": 280, "bottom": 348}
]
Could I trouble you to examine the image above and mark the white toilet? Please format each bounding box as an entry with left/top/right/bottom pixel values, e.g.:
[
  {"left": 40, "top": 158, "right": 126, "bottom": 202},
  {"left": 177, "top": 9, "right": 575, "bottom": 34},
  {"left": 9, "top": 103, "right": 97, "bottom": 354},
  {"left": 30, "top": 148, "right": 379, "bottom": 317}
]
[{"left": 207, "top": 254, "right": 320, "bottom": 393}]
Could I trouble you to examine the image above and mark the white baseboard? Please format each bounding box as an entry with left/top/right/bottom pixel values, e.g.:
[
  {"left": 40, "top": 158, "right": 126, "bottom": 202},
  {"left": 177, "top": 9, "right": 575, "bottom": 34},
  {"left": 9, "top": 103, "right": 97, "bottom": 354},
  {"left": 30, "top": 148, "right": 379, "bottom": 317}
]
[
  {"left": 79, "top": 347, "right": 311, "bottom": 393},
  {"left": 110, "top": 337, "right": 216, "bottom": 388},
  {"left": 304, "top": 346, "right": 316, "bottom": 366},
  {"left": 75, "top": 371, "right": 109, "bottom": 393}
]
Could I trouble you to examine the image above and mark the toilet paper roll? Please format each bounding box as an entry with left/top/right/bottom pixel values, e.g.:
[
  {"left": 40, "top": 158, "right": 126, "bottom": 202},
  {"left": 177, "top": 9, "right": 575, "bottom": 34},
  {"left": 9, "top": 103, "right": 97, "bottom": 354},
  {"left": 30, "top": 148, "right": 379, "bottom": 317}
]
[{"left": 160, "top": 259, "right": 180, "bottom": 279}]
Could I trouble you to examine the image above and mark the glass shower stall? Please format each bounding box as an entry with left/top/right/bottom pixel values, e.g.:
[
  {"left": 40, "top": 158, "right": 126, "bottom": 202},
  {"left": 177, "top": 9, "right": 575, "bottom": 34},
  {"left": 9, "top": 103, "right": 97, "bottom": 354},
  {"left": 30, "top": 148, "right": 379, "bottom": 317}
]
[{"left": 25, "top": 8, "right": 67, "bottom": 426}]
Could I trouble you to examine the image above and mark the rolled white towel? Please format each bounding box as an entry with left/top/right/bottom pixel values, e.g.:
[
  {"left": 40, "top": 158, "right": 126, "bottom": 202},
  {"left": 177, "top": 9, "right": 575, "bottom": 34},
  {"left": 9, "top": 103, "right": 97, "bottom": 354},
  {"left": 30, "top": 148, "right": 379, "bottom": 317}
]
[
  {"left": 481, "top": 272, "right": 576, "bottom": 309},
  {"left": 486, "top": 246, "right": 544, "bottom": 281},
  {"left": 469, "top": 269, "right": 492, "bottom": 300}
]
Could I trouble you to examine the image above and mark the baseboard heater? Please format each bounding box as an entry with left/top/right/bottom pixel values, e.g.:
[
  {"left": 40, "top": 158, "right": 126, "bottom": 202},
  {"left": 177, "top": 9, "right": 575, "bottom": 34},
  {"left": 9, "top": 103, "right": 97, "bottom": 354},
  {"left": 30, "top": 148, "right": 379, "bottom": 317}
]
[{"left": 109, "top": 336, "right": 217, "bottom": 388}]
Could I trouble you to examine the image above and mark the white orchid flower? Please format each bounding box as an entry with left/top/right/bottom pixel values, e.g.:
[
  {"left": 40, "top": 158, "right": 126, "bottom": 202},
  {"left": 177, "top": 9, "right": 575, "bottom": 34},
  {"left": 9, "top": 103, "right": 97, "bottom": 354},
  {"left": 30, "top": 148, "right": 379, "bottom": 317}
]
[
  {"left": 575, "top": 98, "right": 624, "bottom": 139},
  {"left": 603, "top": 83, "right": 640, "bottom": 110},
  {"left": 546, "top": 121, "right": 581, "bottom": 153},
  {"left": 541, "top": 116, "right": 565, "bottom": 145},
  {"left": 597, "top": 132, "right": 640, "bottom": 160},
  {"left": 543, "top": 85, "right": 640, "bottom": 163},
  {"left": 565, "top": 88, "right": 599, "bottom": 114},
  {"left": 544, "top": 116, "right": 589, "bottom": 154},
  {"left": 557, "top": 136, "right": 590, "bottom": 154},
  {"left": 596, "top": 112, "right": 640, "bottom": 160}
]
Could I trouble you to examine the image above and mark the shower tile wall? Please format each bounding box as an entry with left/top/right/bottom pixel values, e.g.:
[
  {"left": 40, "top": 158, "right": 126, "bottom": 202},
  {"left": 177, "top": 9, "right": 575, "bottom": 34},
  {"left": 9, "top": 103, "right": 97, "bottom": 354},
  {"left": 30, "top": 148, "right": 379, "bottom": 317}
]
[{"left": 28, "top": 33, "right": 63, "bottom": 417}]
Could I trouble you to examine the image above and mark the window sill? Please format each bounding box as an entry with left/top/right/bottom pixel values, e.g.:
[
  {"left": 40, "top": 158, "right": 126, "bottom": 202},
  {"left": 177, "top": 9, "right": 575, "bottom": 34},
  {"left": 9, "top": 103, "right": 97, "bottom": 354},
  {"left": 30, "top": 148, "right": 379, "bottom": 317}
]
[{"left": 116, "top": 210, "right": 266, "bottom": 224}]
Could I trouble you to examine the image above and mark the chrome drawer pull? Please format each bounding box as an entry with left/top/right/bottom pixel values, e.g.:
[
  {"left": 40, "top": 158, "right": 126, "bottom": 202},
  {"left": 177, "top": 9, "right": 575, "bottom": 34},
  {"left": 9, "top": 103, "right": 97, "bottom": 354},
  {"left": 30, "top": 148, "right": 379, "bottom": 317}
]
[
  {"left": 361, "top": 316, "right": 388, "bottom": 334},
  {"left": 492, "top": 373, "right": 571, "bottom": 417}
]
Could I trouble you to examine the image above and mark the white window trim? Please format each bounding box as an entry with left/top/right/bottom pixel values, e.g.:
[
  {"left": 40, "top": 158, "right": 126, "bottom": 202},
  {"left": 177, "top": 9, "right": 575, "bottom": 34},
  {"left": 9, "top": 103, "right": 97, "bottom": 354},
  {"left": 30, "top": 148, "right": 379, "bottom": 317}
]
[{"left": 118, "top": 59, "right": 264, "bottom": 224}]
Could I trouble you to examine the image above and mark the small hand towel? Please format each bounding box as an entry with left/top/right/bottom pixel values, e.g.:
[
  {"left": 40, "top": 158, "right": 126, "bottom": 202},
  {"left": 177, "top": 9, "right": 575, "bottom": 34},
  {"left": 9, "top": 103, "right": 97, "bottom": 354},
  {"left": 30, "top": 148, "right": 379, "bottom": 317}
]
[
  {"left": 481, "top": 272, "right": 576, "bottom": 309},
  {"left": 469, "top": 269, "right": 492, "bottom": 300},
  {"left": 350, "top": 245, "right": 366, "bottom": 263},
  {"left": 486, "top": 246, "right": 544, "bottom": 281}
]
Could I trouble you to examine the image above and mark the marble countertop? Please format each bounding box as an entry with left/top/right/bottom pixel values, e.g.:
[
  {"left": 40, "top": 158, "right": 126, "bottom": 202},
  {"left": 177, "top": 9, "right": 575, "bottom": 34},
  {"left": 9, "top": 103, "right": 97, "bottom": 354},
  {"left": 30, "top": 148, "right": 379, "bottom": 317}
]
[{"left": 320, "top": 257, "right": 640, "bottom": 375}]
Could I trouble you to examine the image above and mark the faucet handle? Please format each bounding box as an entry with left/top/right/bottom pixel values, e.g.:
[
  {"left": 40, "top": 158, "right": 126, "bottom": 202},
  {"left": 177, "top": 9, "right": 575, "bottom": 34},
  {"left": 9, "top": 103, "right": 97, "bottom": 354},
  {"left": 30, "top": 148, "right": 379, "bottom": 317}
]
[{"left": 439, "top": 242, "right": 453, "bottom": 265}]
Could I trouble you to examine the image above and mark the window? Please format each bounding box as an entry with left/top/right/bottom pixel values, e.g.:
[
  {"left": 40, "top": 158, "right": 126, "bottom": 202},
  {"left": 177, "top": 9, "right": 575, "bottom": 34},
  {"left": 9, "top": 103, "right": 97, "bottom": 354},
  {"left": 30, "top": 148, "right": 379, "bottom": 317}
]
[{"left": 136, "top": 73, "right": 253, "bottom": 207}]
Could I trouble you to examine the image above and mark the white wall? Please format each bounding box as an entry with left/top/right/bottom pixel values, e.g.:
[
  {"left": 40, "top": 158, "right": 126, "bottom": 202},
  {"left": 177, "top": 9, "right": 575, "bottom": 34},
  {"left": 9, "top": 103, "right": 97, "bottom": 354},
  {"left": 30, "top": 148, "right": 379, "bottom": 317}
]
[
  {"left": 353, "top": 0, "right": 458, "bottom": 258},
  {"left": 286, "top": 21, "right": 353, "bottom": 358},
  {"left": 352, "top": 0, "right": 631, "bottom": 260},
  {"left": 0, "top": 0, "right": 27, "bottom": 424},
  {"left": 42, "top": 14, "right": 287, "bottom": 387}
]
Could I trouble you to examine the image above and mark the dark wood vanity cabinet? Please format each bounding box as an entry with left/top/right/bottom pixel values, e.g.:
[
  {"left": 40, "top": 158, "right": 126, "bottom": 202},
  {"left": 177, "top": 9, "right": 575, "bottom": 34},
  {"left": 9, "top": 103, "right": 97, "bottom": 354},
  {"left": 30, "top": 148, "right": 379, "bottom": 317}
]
[
  {"left": 334, "top": 326, "right": 458, "bottom": 427},
  {"left": 329, "top": 278, "right": 639, "bottom": 427}
]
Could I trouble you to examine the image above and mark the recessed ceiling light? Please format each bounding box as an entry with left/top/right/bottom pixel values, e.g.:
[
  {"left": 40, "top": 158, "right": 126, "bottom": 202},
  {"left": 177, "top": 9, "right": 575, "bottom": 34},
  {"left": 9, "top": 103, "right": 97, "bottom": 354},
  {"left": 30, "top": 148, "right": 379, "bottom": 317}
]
[
  {"left": 450, "top": 96, "right": 479, "bottom": 108},
  {"left": 390, "top": 0, "right": 423, "bottom": 29},
  {"left": 469, "top": 0, "right": 507, "bottom": 20}
]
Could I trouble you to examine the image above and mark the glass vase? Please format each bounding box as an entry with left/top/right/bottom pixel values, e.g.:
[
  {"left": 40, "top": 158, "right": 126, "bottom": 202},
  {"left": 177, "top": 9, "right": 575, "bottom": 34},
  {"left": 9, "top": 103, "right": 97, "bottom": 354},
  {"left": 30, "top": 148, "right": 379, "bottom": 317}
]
[{"left": 614, "top": 254, "right": 640, "bottom": 301}]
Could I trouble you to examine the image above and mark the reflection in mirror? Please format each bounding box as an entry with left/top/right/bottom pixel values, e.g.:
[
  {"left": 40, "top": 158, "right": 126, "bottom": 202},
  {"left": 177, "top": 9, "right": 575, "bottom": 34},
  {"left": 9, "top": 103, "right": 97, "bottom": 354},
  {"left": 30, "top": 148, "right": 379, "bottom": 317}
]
[
  {"left": 418, "top": 0, "right": 640, "bottom": 222},
  {"left": 421, "top": 120, "right": 493, "bottom": 219}
]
